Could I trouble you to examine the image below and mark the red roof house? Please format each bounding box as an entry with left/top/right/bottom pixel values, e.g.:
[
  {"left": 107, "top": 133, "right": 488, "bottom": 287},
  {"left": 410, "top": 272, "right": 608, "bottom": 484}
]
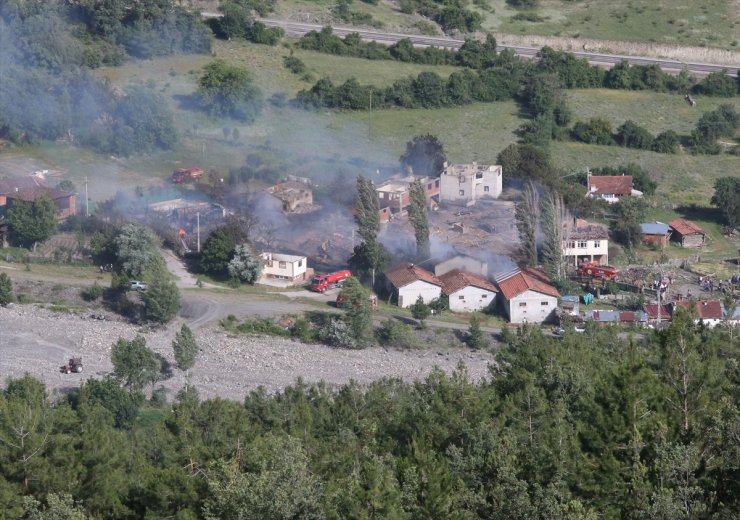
[
  {"left": 496, "top": 267, "right": 560, "bottom": 324},
  {"left": 384, "top": 262, "right": 442, "bottom": 308},
  {"left": 669, "top": 219, "right": 706, "bottom": 248},
  {"left": 586, "top": 174, "right": 642, "bottom": 203},
  {"left": 439, "top": 269, "right": 498, "bottom": 312},
  {"left": 0, "top": 176, "right": 76, "bottom": 221}
]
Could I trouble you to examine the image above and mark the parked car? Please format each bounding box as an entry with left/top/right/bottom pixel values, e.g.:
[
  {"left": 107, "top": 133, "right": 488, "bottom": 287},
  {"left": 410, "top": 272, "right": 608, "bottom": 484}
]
[{"left": 129, "top": 281, "right": 148, "bottom": 291}]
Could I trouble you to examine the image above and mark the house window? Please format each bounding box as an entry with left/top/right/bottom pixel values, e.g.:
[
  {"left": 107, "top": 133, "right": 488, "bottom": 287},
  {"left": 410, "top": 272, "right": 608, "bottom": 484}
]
[
  {"left": 278, "top": 261, "right": 286, "bottom": 269},
  {"left": 484, "top": 186, "right": 490, "bottom": 192},
  {"left": 427, "top": 183, "right": 432, "bottom": 189},
  {"left": 459, "top": 190, "right": 465, "bottom": 196},
  {"left": 593, "top": 241, "right": 600, "bottom": 248},
  {"left": 519, "top": 302, "right": 527, "bottom": 307},
  {"left": 541, "top": 301, "right": 549, "bottom": 306},
  {"left": 482, "top": 294, "right": 488, "bottom": 298},
  {"left": 578, "top": 241, "right": 588, "bottom": 249},
  {"left": 435, "top": 180, "right": 440, "bottom": 188},
  {"left": 568, "top": 241, "right": 576, "bottom": 249},
  {"left": 475, "top": 172, "right": 483, "bottom": 179},
  {"left": 298, "top": 259, "right": 303, "bottom": 267},
  {"left": 459, "top": 295, "right": 465, "bottom": 300}
]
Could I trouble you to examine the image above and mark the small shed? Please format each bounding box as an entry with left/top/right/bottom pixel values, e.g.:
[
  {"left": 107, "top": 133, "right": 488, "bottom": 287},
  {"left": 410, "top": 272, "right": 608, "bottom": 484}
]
[
  {"left": 669, "top": 219, "right": 705, "bottom": 248},
  {"left": 640, "top": 222, "right": 671, "bottom": 247}
]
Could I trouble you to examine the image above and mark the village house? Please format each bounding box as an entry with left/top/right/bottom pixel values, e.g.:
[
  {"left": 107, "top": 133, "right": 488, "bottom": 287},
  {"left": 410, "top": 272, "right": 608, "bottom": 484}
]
[
  {"left": 266, "top": 176, "right": 314, "bottom": 213},
  {"left": 586, "top": 173, "right": 642, "bottom": 204},
  {"left": 644, "top": 299, "right": 726, "bottom": 327},
  {"left": 384, "top": 262, "right": 442, "bottom": 308},
  {"left": 439, "top": 269, "right": 498, "bottom": 312},
  {"left": 439, "top": 162, "right": 502, "bottom": 206},
  {"left": 0, "top": 175, "right": 76, "bottom": 221},
  {"left": 495, "top": 267, "right": 560, "bottom": 324},
  {"left": 584, "top": 309, "right": 648, "bottom": 327},
  {"left": 562, "top": 218, "right": 609, "bottom": 266},
  {"left": 433, "top": 254, "right": 488, "bottom": 278},
  {"left": 669, "top": 219, "right": 706, "bottom": 248},
  {"left": 640, "top": 221, "right": 671, "bottom": 247},
  {"left": 258, "top": 252, "right": 310, "bottom": 286},
  {"left": 376, "top": 174, "right": 440, "bottom": 222}
]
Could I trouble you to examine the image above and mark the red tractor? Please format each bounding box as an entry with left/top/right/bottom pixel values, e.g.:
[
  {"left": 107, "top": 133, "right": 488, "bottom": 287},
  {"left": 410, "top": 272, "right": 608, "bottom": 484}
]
[
  {"left": 310, "top": 270, "right": 351, "bottom": 292},
  {"left": 576, "top": 261, "right": 620, "bottom": 281},
  {"left": 171, "top": 168, "right": 204, "bottom": 184},
  {"left": 60, "top": 356, "right": 83, "bottom": 374}
]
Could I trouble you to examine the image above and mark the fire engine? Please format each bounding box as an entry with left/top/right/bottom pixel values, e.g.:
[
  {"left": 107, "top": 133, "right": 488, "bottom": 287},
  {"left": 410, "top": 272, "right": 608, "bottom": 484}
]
[
  {"left": 310, "top": 270, "right": 351, "bottom": 292},
  {"left": 576, "top": 261, "right": 620, "bottom": 281},
  {"left": 171, "top": 168, "right": 204, "bottom": 184}
]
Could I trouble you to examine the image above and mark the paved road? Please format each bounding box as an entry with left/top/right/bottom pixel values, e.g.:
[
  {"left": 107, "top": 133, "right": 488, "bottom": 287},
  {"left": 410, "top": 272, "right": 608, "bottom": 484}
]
[{"left": 202, "top": 13, "right": 738, "bottom": 76}]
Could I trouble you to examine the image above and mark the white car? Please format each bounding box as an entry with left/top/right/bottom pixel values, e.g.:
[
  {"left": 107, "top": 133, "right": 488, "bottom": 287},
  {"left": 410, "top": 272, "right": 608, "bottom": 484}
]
[{"left": 129, "top": 281, "right": 148, "bottom": 291}]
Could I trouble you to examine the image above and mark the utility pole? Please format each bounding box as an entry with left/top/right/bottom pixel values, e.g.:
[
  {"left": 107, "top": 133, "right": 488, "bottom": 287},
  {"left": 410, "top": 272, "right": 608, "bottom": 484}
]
[
  {"left": 196, "top": 212, "right": 201, "bottom": 253},
  {"left": 84, "top": 176, "right": 89, "bottom": 217}
]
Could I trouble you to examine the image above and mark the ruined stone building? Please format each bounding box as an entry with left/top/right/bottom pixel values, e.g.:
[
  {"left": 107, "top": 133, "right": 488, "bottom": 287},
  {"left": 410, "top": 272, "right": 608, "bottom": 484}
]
[{"left": 439, "top": 162, "right": 502, "bottom": 206}]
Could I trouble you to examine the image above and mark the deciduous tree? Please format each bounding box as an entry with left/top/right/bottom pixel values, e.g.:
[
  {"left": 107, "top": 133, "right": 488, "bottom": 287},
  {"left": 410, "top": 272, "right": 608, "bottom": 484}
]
[
  {"left": 710, "top": 176, "right": 740, "bottom": 231},
  {"left": 0, "top": 273, "right": 12, "bottom": 305},
  {"left": 197, "top": 60, "right": 263, "bottom": 122},
  {"left": 340, "top": 277, "right": 372, "bottom": 343},
  {"left": 227, "top": 243, "right": 263, "bottom": 283},
  {"left": 6, "top": 195, "right": 57, "bottom": 248},
  {"left": 400, "top": 134, "right": 446, "bottom": 177},
  {"left": 110, "top": 336, "right": 159, "bottom": 393}
]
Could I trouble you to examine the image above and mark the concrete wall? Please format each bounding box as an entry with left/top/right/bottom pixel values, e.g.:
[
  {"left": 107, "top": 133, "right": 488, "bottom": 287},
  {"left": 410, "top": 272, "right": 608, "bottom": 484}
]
[
  {"left": 563, "top": 239, "right": 609, "bottom": 265},
  {"left": 398, "top": 280, "right": 442, "bottom": 308},
  {"left": 263, "top": 256, "right": 307, "bottom": 280},
  {"left": 448, "top": 286, "right": 496, "bottom": 312},
  {"left": 440, "top": 167, "right": 502, "bottom": 205},
  {"left": 504, "top": 290, "right": 557, "bottom": 324}
]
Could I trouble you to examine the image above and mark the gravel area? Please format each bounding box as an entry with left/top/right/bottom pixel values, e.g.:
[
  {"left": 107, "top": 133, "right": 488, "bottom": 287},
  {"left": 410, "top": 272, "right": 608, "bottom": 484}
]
[{"left": 0, "top": 304, "right": 495, "bottom": 401}]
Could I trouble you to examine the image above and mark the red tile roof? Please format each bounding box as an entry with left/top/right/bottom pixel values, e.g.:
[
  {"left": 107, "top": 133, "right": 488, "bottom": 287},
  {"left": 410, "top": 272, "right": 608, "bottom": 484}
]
[
  {"left": 496, "top": 267, "right": 560, "bottom": 300},
  {"left": 439, "top": 269, "right": 498, "bottom": 295},
  {"left": 587, "top": 175, "right": 633, "bottom": 196},
  {"left": 673, "top": 299, "right": 723, "bottom": 320},
  {"left": 0, "top": 176, "right": 72, "bottom": 202},
  {"left": 669, "top": 219, "right": 705, "bottom": 236},
  {"left": 644, "top": 304, "right": 672, "bottom": 320},
  {"left": 384, "top": 262, "right": 442, "bottom": 289}
]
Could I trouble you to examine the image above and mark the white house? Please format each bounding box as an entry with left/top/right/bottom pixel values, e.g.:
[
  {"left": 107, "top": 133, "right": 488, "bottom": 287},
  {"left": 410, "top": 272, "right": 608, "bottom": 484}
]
[
  {"left": 496, "top": 268, "right": 560, "bottom": 324},
  {"left": 384, "top": 262, "right": 442, "bottom": 308},
  {"left": 259, "top": 252, "right": 309, "bottom": 285},
  {"left": 562, "top": 219, "right": 609, "bottom": 266},
  {"left": 439, "top": 162, "right": 502, "bottom": 206},
  {"left": 586, "top": 174, "right": 642, "bottom": 204},
  {"left": 433, "top": 254, "right": 488, "bottom": 278},
  {"left": 439, "top": 269, "right": 498, "bottom": 312}
]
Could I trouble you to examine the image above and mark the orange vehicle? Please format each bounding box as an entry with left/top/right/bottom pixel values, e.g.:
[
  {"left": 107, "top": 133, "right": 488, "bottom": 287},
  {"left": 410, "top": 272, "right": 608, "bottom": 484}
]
[
  {"left": 60, "top": 356, "right": 83, "bottom": 374},
  {"left": 310, "top": 270, "right": 351, "bottom": 292},
  {"left": 576, "top": 261, "right": 620, "bottom": 281},
  {"left": 171, "top": 168, "right": 204, "bottom": 184}
]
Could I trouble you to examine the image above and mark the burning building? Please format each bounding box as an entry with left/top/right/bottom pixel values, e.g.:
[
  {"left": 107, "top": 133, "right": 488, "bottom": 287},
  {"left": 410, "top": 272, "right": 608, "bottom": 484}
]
[
  {"left": 439, "top": 162, "right": 502, "bottom": 206},
  {"left": 376, "top": 174, "right": 440, "bottom": 222},
  {"left": 266, "top": 176, "right": 314, "bottom": 213}
]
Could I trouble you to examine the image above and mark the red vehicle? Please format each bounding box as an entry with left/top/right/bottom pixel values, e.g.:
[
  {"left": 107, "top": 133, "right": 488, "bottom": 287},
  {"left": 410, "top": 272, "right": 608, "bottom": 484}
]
[
  {"left": 60, "top": 356, "right": 83, "bottom": 374},
  {"left": 171, "top": 168, "right": 204, "bottom": 184},
  {"left": 576, "top": 261, "right": 620, "bottom": 281},
  {"left": 310, "top": 270, "right": 351, "bottom": 292}
]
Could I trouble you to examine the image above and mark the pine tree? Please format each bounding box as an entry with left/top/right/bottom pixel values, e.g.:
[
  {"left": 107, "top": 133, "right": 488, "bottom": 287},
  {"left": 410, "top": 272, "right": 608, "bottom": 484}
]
[
  {"left": 0, "top": 272, "right": 12, "bottom": 305},
  {"left": 407, "top": 179, "right": 430, "bottom": 261},
  {"left": 173, "top": 324, "right": 198, "bottom": 372},
  {"left": 340, "top": 277, "right": 372, "bottom": 344},
  {"left": 410, "top": 295, "right": 431, "bottom": 327},
  {"left": 466, "top": 314, "right": 488, "bottom": 349},
  {"left": 515, "top": 181, "right": 539, "bottom": 268}
]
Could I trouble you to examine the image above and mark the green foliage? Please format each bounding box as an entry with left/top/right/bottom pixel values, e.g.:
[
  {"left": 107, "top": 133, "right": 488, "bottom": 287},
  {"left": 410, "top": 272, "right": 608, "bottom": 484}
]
[
  {"left": 696, "top": 70, "right": 737, "bottom": 97},
  {"left": 0, "top": 272, "right": 13, "bottom": 305},
  {"left": 6, "top": 195, "right": 57, "bottom": 248},
  {"left": 227, "top": 243, "right": 263, "bottom": 284},
  {"left": 173, "top": 324, "right": 198, "bottom": 372},
  {"left": 376, "top": 318, "right": 419, "bottom": 348},
  {"left": 572, "top": 117, "right": 614, "bottom": 145},
  {"left": 652, "top": 130, "right": 680, "bottom": 154},
  {"left": 616, "top": 119, "right": 654, "bottom": 150},
  {"left": 112, "top": 224, "right": 159, "bottom": 278},
  {"left": 407, "top": 180, "right": 431, "bottom": 260},
  {"left": 410, "top": 295, "right": 431, "bottom": 324},
  {"left": 400, "top": 134, "right": 447, "bottom": 178},
  {"left": 466, "top": 314, "right": 488, "bottom": 349},
  {"left": 142, "top": 269, "right": 180, "bottom": 324},
  {"left": 79, "top": 376, "right": 143, "bottom": 430},
  {"left": 80, "top": 281, "right": 104, "bottom": 302},
  {"left": 591, "top": 163, "right": 657, "bottom": 196},
  {"left": 691, "top": 103, "right": 739, "bottom": 152},
  {"left": 515, "top": 181, "right": 539, "bottom": 267},
  {"left": 340, "top": 277, "right": 373, "bottom": 343},
  {"left": 200, "top": 224, "right": 246, "bottom": 276},
  {"left": 611, "top": 198, "right": 646, "bottom": 248},
  {"left": 283, "top": 55, "right": 307, "bottom": 75},
  {"left": 319, "top": 318, "right": 359, "bottom": 349},
  {"left": 110, "top": 335, "right": 159, "bottom": 392},
  {"left": 350, "top": 176, "right": 389, "bottom": 283},
  {"left": 22, "top": 492, "right": 88, "bottom": 519},
  {"left": 507, "top": 0, "right": 539, "bottom": 7},
  {"left": 497, "top": 143, "right": 554, "bottom": 184},
  {"left": 710, "top": 177, "right": 740, "bottom": 230},
  {"left": 197, "top": 60, "right": 263, "bottom": 122}
]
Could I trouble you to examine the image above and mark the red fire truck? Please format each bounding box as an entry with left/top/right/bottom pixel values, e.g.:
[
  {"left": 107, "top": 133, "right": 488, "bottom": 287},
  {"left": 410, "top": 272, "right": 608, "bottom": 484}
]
[
  {"left": 171, "top": 168, "right": 204, "bottom": 184},
  {"left": 310, "top": 270, "right": 351, "bottom": 292},
  {"left": 576, "top": 261, "right": 620, "bottom": 281}
]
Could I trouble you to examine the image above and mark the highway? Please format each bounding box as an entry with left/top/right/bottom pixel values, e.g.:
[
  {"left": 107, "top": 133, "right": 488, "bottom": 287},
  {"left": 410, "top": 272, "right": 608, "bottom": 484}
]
[{"left": 201, "top": 12, "right": 738, "bottom": 76}]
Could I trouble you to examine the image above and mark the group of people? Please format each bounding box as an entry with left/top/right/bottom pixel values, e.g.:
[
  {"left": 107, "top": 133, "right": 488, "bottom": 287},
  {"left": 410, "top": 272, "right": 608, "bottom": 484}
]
[
  {"left": 99, "top": 264, "right": 114, "bottom": 273},
  {"left": 699, "top": 276, "right": 734, "bottom": 294}
]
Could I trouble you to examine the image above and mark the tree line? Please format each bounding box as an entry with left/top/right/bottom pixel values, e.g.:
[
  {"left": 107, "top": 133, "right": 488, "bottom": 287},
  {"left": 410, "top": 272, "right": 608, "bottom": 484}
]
[{"left": 0, "top": 314, "right": 737, "bottom": 518}]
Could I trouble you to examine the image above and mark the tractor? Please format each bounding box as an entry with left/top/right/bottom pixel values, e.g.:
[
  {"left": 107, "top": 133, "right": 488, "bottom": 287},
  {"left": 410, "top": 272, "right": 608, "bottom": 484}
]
[{"left": 60, "top": 356, "right": 83, "bottom": 374}]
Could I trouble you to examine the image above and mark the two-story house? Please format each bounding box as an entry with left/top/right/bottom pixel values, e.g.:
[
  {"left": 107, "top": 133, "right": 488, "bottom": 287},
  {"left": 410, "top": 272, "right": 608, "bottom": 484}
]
[
  {"left": 376, "top": 174, "right": 440, "bottom": 222},
  {"left": 439, "top": 162, "right": 502, "bottom": 206},
  {"left": 562, "top": 219, "right": 609, "bottom": 266},
  {"left": 258, "top": 252, "right": 309, "bottom": 285}
]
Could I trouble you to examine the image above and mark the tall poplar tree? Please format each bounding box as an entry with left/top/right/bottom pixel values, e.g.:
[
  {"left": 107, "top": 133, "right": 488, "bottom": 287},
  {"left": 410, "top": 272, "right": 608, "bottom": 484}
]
[
  {"left": 349, "top": 175, "right": 389, "bottom": 285},
  {"left": 515, "top": 181, "right": 539, "bottom": 268},
  {"left": 407, "top": 179, "right": 430, "bottom": 261},
  {"left": 540, "top": 189, "right": 569, "bottom": 280}
]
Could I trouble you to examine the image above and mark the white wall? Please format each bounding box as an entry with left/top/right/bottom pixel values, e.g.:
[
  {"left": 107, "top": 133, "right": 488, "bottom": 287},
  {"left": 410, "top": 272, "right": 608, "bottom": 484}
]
[
  {"left": 440, "top": 166, "right": 502, "bottom": 205},
  {"left": 263, "top": 256, "right": 307, "bottom": 279},
  {"left": 562, "top": 239, "right": 609, "bottom": 265},
  {"left": 398, "top": 280, "right": 442, "bottom": 308},
  {"left": 505, "top": 290, "right": 557, "bottom": 324},
  {"left": 449, "top": 286, "right": 496, "bottom": 312}
]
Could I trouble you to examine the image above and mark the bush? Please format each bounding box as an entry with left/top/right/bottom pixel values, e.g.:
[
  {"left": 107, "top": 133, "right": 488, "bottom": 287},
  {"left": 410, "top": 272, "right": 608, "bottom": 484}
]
[
  {"left": 652, "top": 130, "right": 679, "bottom": 153},
  {"left": 319, "top": 319, "right": 359, "bottom": 349},
  {"left": 291, "top": 318, "right": 318, "bottom": 343},
  {"left": 466, "top": 314, "right": 489, "bottom": 350},
  {"left": 235, "top": 318, "right": 290, "bottom": 336},
  {"left": 81, "top": 282, "right": 104, "bottom": 302},
  {"left": 283, "top": 55, "right": 306, "bottom": 75},
  {"left": 376, "top": 319, "right": 419, "bottom": 348},
  {"left": 0, "top": 273, "right": 13, "bottom": 305},
  {"left": 572, "top": 118, "right": 614, "bottom": 145}
]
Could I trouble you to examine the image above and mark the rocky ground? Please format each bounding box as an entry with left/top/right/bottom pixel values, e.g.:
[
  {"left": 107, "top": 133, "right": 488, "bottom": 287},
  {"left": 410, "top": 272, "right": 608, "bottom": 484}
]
[{"left": 0, "top": 304, "right": 495, "bottom": 401}]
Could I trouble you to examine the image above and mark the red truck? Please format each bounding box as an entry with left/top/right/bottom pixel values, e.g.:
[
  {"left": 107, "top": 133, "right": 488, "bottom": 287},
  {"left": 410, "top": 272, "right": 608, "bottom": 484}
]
[
  {"left": 171, "top": 168, "right": 204, "bottom": 184},
  {"left": 576, "top": 261, "right": 620, "bottom": 281},
  {"left": 310, "top": 270, "right": 351, "bottom": 292}
]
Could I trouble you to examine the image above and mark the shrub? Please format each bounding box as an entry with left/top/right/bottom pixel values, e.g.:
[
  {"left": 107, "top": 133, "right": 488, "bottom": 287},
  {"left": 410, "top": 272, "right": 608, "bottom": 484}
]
[
  {"left": 652, "top": 130, "right": 679, "bottom": 153},
  {"left": 376, "top": 319, "right": 419, "bottom": 348},
  {"left": 572, "top": 118, "right": 614, "bottom": 145},
  {"left": 319, "top": 319, "right": 359, "bottom": 349},
  {"left": 81, "top": 282, "right": 104, "bottom": 302},
  {"left": 235, "top": 318, "right": 290, "bottom": 336},
  {"left": 283, "top": 55, "right": 306, "bottom": 75},
  {"left": 0, "top": 273, "right": 13, "bottom": 305},
  {"left": 466, "top": 314, "right": 489, "bottom": 350}
]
